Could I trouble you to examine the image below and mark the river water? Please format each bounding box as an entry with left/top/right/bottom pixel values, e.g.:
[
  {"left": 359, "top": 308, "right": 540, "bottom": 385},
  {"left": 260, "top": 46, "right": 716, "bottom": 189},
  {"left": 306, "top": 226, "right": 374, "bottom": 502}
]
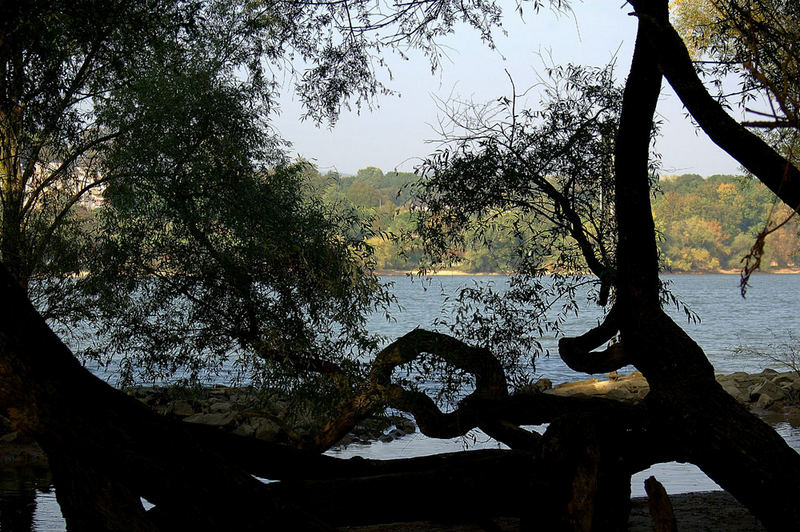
[{"left": 3, "top": 274, "right": 800, "bottom": 530}]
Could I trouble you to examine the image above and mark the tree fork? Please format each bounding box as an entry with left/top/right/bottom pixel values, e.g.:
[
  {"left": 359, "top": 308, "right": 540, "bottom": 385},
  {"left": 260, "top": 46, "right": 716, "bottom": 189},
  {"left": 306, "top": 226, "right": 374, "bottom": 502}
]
[
  {"left": 609, "top": 2, "right": 800, "bottom": 528},
  {"left": 630, "top": 0, "right": 800, "bottom": 211}
]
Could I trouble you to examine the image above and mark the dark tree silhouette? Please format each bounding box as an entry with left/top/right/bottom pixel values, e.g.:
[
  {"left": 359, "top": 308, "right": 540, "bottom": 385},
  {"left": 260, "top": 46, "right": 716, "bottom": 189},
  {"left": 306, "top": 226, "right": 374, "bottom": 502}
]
[{"left": 3, "top": 0, "right": 800, "bottom": 530}]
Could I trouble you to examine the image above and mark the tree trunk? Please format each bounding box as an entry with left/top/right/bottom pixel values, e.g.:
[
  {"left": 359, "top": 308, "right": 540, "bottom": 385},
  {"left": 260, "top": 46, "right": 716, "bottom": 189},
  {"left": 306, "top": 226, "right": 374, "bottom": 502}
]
[
  {"left": 0, "top": 100, "right": 27, "bottom": 288},
  {"left": 611, "top": 2, "right": 800, "bottom": 528},
  {"left": 0, "top": 264, "right": 330, "bottom": 530},
  {"left": 0, "top": 261, "right": 633, "bottom": 529},
  {"left": 644, "top": 476, "right": 676, "bottom": 532},
  {"left": 534, "top": 414, "right": 634, "bottom": 532}
]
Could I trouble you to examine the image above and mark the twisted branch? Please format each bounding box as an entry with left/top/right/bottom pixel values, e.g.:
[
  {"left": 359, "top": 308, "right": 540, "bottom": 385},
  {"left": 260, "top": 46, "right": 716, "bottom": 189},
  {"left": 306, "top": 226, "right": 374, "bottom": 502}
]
[
  {"left": 558, "top": 306, "right": 630, "bottom": 374},
  {"left": 311, "top": 328, "right": 545, "bottom": 450}
]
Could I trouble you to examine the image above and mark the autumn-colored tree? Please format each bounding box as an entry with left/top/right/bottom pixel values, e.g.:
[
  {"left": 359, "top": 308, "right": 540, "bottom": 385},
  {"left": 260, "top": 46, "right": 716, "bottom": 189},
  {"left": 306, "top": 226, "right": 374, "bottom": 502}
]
[{"left": 671, "top": 0, "right": 800, "bottom": 128}]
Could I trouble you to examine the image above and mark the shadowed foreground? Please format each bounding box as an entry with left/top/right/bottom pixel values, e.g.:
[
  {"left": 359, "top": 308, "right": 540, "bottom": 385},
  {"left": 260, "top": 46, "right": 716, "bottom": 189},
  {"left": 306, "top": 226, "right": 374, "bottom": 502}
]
[{"left": 340, "top": 492, "right": 765, "bottom": 531}]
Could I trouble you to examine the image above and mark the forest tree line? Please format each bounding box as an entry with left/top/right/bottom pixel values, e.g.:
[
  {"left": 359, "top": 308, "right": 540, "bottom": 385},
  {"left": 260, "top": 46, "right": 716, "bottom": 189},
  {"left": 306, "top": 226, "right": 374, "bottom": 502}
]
[{"left": 306, "top": 166, "right": 800, "bottom": 273}]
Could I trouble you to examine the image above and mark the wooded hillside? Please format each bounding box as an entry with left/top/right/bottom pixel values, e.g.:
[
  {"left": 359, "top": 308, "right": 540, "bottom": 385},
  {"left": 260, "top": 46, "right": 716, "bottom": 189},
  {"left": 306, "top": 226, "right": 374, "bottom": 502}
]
[{"left": 318, "top": 166, "right": 799, "bottom": 273}]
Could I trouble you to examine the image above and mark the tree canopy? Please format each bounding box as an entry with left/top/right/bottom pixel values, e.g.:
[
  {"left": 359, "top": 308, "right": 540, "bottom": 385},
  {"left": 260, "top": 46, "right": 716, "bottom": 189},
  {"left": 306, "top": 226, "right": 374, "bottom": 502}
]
[
  {"left": 0, "top": 0, "right": 399, "bottom": 390},
  {"left": 671, "top": 0, "right": 799, "bottom": 129}
]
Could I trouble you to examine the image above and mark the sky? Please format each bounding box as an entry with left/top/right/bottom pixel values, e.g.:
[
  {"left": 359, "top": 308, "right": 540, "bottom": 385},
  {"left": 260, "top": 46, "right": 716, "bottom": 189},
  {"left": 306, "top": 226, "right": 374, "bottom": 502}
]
[{"left": 273, "top": 1, "right": 745, "bottom": 177}]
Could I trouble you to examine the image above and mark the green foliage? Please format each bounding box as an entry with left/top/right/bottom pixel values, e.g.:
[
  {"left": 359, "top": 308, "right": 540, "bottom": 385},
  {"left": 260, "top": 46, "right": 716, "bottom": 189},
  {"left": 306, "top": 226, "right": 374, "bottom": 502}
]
[
  {"left": 410, "top": 63, "right": 622, "bottom": 279},
  {"left": 353, "top": 63, "right": 625, "bottom": 386},
  {"left": 71, "top": 37, "right": 392, "bottom": 385},
  {"left": 83, "top": 160, "right": 389, "bottom": 386},
  {"left": 1, "top": 0, "right": 294, "bottom": 314},
  {"left": 654, "top": 174, "right": 799, "bottom": 271},
  {"left": 251, "top": 0, "right": 565, "bottom": 125},
  {"left": 320, "top": 165, "right": 800, "bottom": 277},
  {"left": 1, "top": 1, "right": 397, "bottom": 391},
  {"left": 671, "top": 0, "right": 800, "bottom": 127},
  {"left": 0, "top": 0, "right": 195, "bottom": 300}
]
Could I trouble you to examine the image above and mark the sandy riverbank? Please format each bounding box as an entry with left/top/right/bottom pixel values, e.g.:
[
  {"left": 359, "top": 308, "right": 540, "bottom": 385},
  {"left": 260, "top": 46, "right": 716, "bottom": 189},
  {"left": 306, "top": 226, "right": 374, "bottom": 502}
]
[{"left": 339, "top": 491, "right": 765, "bottom": 531}]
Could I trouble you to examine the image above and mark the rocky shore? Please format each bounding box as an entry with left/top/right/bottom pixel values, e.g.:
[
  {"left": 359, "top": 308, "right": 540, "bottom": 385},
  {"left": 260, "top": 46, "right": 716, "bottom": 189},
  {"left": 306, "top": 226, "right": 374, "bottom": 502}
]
[
  {"left": 3, "top": 368, "right": 797, "bottom": 531},
  {"left": 541, "top": 367, "right": 800, "bottom": 417},
  {"left": 124, "top": 385, "right": 416, "bottom": 447},
  {"left": 3, "top": 367, "right": 799, "bottom": 468},
  {"left": 1, "top": 368, "right": 798, "bottom": 530},
  {"left": 0, "top": 385, "right": 418, "bottom": 469}
]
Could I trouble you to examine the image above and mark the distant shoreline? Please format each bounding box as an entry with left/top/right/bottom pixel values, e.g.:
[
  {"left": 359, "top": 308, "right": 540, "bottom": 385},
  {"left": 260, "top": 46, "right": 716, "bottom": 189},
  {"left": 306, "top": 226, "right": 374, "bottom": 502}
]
[{"left": 375, "top": 269, "right": 800, "bottom": 277}]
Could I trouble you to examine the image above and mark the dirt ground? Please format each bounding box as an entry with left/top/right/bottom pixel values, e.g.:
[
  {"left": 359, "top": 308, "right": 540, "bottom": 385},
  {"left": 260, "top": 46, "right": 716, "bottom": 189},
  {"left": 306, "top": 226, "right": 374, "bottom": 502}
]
[{"left": 339, "top": 491, "right": 766, "bottom": 531}]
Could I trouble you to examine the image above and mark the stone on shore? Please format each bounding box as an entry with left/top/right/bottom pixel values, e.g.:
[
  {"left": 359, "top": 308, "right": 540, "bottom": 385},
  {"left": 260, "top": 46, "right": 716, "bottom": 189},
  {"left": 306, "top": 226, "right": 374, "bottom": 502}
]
[
  {"left": 4, "top": 368, "right": 800, "bottom": 468},
  {"left": 125, "top": 385, "right": 417, "bottom": 447},
  {"left": 546, "top": 367, "right": 800, "bottom": 413},
  {"left": 545, "top": 371, "right": 650, "bottom": 402}
]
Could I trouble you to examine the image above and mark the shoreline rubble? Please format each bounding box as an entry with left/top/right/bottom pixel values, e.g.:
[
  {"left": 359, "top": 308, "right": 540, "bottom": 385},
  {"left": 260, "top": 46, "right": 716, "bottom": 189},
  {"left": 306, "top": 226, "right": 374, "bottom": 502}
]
[
  {"left": 2, "top": 369, "right": 793, "bottom": 529},
  {"left": 3, "top": 368, "right": 798, "bottom": 469}
]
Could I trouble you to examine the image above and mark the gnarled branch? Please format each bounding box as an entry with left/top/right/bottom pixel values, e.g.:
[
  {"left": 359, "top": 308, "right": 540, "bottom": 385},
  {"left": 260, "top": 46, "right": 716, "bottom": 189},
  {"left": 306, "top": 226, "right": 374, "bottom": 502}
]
[
  {"left": 558, "top": 306, "right": 629, "bottom": 374},
  {"left": 311, "top": 328, "right": 512, "bottom": 450}
]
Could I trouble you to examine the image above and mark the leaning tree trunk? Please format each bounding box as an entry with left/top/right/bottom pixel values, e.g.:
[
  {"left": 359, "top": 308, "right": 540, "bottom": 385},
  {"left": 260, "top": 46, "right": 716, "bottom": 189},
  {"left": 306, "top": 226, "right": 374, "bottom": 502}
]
[
  {"left": 0, "top": 261, "right": 641, "bottom": 530},
  {"left": 0, "top": 265, "right": 332, "bottom": 530},
  {"left": 610, "top": 2, "right": 800, "bottom": 528}
]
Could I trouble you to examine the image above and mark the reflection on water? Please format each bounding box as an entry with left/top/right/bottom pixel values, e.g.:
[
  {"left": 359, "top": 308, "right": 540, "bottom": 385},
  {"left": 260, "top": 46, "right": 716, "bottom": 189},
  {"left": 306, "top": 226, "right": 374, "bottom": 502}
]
[{"left": 0, "top": 467, "right": 55, "bottom": 532}]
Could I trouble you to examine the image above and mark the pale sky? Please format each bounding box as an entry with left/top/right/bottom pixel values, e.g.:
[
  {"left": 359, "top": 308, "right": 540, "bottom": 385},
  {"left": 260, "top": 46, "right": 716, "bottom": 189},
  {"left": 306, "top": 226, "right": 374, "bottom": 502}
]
[{"left": 274, "top": 1, "right": 744, "bottom": 177}]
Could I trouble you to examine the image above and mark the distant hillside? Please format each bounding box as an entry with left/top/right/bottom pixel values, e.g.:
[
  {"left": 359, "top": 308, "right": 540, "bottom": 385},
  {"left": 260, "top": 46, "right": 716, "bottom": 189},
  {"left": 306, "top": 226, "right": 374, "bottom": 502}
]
[
  {"left": 653, "top": 174, "right": 799, "bottom": 272},
  {"left": 309, "top": 165, "right": 799, "bottom": 274}
]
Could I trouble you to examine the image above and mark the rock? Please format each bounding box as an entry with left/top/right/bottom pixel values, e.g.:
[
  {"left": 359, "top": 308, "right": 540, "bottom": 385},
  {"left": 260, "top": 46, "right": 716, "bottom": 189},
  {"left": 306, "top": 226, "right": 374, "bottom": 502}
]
[
  {"left": 336, "top": 434, "right": 358, "bottom": 446},
  {"left": 720, "top": 381, "right": 748, "bottom": 403},
  {"left": 0, "top": 440, "right": 49, "bottom": 467},
  {"left": 252, "top": 418, "right": 282, "bottom": 441},
  {"left": 208, "top": 386, "right": 229, "bottom": 397},
  {"left": 772, "top": 373, "right": 800, "bottom": 387},
  {"left": 724, "top": 372, "right": 762, "bottom": 388},
  {"left": 533, "top": 378, "right": 552, "bottom": 392},
  {"left": 183, "top": 412, "right": 236, "bottom": 427},
  {"left": 352, "top": 418, "right": 393, "bottom": 441},
  {"left": 725, "top": 372, "right": 751, "bottom": 380},
  {"left": 129, "top": 387, "right": 159, "bottom": 406},
  {"left": 605, "top": 387, "right": 633, "bottom": 401},
  {"left": 784, "top": 379, "right": 800, "bottom": 395},
  {"left": 232, "top": 422, "right": 255, "bottom": 438},
  {"left": 167, "top": 399, "right": 195, "bottom": 417},
  {"left": 549, "top": 377, "right": 603, "bottom": 396},
  {"left": 387, "top": 428, "right": 406, "bottom": 439},
  {"left": 756, "top": 394, "right": 778, "bottom": 410},
  {"left": 548, "top": 372, "right": 649, "bottom": 401},
  {"left": 209, "top": 401, "right": 234, "bottom": 414},
  {"left": 748, "top": 380, "right": 786, "bottom": 405},
  {"left": 393, "top": 417, "right": 416, "bottom": 435}
]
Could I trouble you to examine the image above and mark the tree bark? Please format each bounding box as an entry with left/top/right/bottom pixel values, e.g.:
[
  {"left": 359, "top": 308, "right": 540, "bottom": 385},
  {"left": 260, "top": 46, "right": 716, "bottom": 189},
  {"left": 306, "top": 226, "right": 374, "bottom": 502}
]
[
  {"left": 629, "top": 0, "right": 800, "bottom": 210},
  {"left": 0, "top": 260, "right": 657, "bottom": 530},
  {"left": 644, "top": 476, "right": 676, "bottom": 532},
  {"left": 607, "top": 2, "right": 800, "bottom": 529}
]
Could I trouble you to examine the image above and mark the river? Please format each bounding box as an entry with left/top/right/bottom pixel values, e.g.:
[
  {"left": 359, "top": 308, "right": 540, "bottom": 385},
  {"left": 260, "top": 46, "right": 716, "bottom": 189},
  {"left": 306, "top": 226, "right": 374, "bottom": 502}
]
[{"left": 3, "top": 274, "right": 800, "bottom": 530}]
